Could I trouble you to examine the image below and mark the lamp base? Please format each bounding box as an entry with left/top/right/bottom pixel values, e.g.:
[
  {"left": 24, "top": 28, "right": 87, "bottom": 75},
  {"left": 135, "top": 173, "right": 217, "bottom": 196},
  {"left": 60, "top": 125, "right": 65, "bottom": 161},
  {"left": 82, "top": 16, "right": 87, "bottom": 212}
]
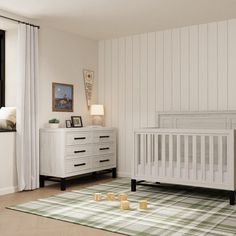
[{"left": 92, "top": 115, "right": 104, "bottom": 126}]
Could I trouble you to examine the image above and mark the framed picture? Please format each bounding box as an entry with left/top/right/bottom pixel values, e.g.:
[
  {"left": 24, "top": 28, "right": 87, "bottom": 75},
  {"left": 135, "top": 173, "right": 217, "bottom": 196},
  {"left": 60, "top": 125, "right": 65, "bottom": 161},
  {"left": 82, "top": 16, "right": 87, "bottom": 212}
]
[
  {"left": 83, "top": 69, "right": 94, "bottom": 108},
  {"left": 52, "top": 83, "right": 73, "bottom": 112},
  {"left": 71, "top": 116, "right": 83, "bottom": 127},
  {"left": 65, "top": 120, "right": 72, "bottom": 128}
]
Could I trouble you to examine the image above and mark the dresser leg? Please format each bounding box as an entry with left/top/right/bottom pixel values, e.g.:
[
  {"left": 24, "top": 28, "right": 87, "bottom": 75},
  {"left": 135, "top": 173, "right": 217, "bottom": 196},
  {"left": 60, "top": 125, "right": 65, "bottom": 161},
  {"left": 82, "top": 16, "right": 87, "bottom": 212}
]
[
  {"left": 92, "top": 172, "right": 97, "bottom": 177},
  {"left": 131, "top": 179, "right": 136, "bottom": 192},
  {"left": 40, "top": 175, "right": 45, "bottom": 188},
  {"left": 61, "top": 178, "right": 66, "bottom": 191},
  {"left": 112, "top": 168, "right": 117, "bottom": 178},
  {"left": 229, "top": 191, "right": 235, "bottom": 205}
]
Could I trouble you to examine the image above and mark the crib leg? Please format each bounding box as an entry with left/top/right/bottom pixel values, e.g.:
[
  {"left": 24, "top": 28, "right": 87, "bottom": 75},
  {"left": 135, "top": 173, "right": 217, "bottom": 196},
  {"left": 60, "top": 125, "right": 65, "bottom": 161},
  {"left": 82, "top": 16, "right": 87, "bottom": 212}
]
[
  {"left": 229, "top": 191, "right": 235, "bottom": 205},
  {"left": 131, "top": 179, "right": 136, "bottom": 192}
]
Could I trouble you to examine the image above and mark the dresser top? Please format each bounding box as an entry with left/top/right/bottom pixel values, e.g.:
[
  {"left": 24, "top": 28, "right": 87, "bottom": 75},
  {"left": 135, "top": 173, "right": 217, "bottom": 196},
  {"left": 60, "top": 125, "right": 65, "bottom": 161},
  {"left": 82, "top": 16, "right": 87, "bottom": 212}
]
[{"left": 40, "top": 126, "right": 115, "bottom": 132}]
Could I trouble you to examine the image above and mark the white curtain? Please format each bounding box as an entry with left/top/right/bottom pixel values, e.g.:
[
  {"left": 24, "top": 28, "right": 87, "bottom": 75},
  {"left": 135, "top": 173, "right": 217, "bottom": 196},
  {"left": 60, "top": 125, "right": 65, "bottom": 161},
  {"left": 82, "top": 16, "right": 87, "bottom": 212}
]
[{"left": 16, "top": 24, "right": 39, "bottom": 191}]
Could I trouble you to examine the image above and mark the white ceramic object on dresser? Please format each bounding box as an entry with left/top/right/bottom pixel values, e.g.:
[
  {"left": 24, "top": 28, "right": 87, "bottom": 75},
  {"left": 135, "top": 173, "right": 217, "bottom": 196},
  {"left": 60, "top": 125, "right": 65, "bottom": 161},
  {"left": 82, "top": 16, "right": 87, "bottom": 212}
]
[
  {"left": 39, "top": 127, "right": 116, "bottom": 190},
  {"left": 131, "top": 111, "right": 236, "bottom": 205}
]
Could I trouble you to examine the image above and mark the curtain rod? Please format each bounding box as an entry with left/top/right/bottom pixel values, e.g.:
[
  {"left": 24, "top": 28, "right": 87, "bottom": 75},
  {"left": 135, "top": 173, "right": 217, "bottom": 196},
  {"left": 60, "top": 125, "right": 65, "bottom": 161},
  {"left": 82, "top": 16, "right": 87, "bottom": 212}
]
[{"left": 0, "top": 15, "right": 40, "bottom": 29}]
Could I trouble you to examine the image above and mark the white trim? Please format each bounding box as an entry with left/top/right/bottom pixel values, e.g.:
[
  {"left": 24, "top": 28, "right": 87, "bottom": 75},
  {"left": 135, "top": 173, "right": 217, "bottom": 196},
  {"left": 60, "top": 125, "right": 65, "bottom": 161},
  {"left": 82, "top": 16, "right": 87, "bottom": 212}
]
[{"left": 0, "top": 186, "right": 18, "bottom": 196}]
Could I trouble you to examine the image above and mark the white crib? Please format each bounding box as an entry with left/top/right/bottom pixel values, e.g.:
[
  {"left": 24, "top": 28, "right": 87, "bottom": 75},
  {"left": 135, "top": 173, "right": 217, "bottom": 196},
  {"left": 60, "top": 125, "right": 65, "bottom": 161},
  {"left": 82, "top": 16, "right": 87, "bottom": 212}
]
[{"left": 131, "top": 112, "right": 236, "bottom": 205}]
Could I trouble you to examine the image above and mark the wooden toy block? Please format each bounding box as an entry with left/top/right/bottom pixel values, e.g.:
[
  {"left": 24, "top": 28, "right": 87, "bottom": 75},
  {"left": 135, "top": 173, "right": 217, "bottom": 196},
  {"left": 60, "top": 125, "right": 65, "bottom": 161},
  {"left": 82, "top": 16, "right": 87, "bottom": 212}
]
[
  {"left": 120, "top": 200, "right": 130, "bottom": 210},
  {"left": 94, "top": 193, "right": 102, "bottom": 201},
  {"left": 118, "top": 193, "right": 128, "bottom": 201},
  {"left": 139, "top": 200, "right": 148, "bottom": 209},
  {"left": 107, "top": 192, "right": 115, "bottom": 200}
]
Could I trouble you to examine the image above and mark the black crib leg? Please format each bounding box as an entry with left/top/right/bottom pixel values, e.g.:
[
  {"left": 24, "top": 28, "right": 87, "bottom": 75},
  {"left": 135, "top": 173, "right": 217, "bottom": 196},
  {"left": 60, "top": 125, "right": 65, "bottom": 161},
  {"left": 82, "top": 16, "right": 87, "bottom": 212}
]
[
  {"left": 39, "top": 175, "right": 45, "bottom": 188},
  {"left": 112, "top": 168, "right": 117, "bottom": 178},
  {"left": 61, "top": 178, "right": 66, "bottom": 191},
  {"left": 229, "top": 191, "right": 235, "bottom": 205},
  {"left": 131, "top": 179, "right": 136, "bottom": 192}
]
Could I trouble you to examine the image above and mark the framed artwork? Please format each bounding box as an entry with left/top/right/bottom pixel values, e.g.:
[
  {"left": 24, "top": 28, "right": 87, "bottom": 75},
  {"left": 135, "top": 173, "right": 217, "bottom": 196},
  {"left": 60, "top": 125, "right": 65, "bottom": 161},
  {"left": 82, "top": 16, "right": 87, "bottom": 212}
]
[
  {"left": 83, "top": 69, "right": 94, "bottom": 108},
  {"left": 52, "top": 83, "right": 73, "bottom": 112},
  {"left": 71, "top": 116, "right": 83, "bottom": 128},
  {"left": 65, "top": 120, "right": 72, "bottom": 128}
]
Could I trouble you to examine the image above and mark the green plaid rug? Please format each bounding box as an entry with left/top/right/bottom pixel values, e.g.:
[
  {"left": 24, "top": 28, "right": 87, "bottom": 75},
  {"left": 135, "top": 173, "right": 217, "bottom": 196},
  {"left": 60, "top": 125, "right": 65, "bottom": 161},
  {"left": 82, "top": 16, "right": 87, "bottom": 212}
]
[{"left": 7, "top": 178, "right": 236, "bottom": 235}]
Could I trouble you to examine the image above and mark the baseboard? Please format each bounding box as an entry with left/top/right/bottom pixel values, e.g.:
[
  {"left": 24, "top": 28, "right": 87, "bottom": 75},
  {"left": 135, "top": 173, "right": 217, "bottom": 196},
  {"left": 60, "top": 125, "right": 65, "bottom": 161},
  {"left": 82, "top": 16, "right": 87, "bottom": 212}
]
[
  {"left": 117, "top": 171, "right": 131, "bottom": 178},
  {"left": 0, "top": 186, "right": 18, "bottom": 196}
]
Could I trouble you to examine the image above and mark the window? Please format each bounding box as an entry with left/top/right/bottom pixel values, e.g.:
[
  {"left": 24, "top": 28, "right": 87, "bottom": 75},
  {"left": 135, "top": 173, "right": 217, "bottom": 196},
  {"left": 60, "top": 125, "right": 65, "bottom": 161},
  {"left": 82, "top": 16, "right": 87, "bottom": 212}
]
[{"left": 0, "top": 30, "right": 5, "bottom": 108}]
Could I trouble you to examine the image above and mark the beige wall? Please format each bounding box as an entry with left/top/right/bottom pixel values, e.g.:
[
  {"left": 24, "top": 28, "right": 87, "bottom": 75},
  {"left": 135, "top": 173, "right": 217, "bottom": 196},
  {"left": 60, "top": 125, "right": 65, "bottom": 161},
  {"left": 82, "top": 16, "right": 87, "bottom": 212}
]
[{"left": 39, "top": 26, "right": 98, "bottom": 128}]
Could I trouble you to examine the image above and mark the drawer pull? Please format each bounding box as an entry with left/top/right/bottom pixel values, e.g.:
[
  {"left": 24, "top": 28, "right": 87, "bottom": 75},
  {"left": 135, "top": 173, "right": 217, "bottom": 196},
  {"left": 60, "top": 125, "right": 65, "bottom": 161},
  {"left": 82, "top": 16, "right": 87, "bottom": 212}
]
[
  {"left": 99, "top": 135, "right": 110, "bottom": 138},
  {"left": 74, "top": 137, "right": 86, "bottom": 140},
  {"left": 99, "top": 159, "right": 110, "bottom": 163},
  {"left": 74, "top": 150, "right": 86, "bottom": 153},
  {"left": 99, "top": 147, "right": 110, "bottom": 150},
  {"left": 74, "top": 163, "right": 86, "bottom": 167}
]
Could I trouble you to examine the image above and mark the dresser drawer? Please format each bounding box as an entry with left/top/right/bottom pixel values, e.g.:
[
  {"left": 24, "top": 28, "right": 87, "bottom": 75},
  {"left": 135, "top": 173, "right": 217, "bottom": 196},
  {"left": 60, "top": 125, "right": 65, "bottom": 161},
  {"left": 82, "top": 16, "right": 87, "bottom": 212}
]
[
  {"left": 93, "top": 155, "right": 116, "bottom": 168},
  {"left": 65, "top": 145, "right": 92, "bottom": 157},
  {"left": 65, "top": 158, "right": 91, "bottom": 174},
  {"left": 93, "top": 131, "right": 115, "bottom": 143},
  {"left": 93, "top": 143, "right": 114, "bottom": 155},
  {"left": 66, "top": 132, "right": 91, "bottom": 145}
]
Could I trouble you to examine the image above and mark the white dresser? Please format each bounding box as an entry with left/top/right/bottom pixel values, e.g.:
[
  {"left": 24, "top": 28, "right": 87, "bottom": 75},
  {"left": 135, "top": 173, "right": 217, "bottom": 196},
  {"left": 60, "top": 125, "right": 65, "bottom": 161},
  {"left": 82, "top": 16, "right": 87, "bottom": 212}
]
[{"left": 39, "top": 127, "right": 116, "bottom": 190}]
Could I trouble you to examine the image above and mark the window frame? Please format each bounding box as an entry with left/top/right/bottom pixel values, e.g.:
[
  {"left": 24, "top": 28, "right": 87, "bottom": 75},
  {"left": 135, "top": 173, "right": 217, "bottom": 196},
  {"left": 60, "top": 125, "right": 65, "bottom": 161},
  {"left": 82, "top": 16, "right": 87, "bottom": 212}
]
[{"left": 0, "top": 29, "right": 5, "bottom": 108}]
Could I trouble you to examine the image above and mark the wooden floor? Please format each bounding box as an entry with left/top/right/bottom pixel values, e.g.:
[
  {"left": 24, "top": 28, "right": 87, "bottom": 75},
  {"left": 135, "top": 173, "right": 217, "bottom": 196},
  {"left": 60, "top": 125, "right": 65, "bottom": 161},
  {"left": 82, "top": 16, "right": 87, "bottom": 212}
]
[{"left": 0, "top": 175, "right": 121, "bottom": 236}]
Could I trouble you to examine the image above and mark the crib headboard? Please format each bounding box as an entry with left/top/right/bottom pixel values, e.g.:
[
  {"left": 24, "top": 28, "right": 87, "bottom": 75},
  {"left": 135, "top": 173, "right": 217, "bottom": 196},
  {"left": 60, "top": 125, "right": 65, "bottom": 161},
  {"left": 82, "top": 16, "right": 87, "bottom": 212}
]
[{"left": 156, "top": 111, "right": 236, "bottom": 129}]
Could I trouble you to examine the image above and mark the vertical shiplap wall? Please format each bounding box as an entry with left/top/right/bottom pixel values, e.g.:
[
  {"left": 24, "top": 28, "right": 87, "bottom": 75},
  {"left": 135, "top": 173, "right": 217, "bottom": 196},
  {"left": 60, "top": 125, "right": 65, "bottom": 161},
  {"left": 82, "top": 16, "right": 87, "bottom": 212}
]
[{"left": 98, "top": 19, "right": 236, "bottom": 176}]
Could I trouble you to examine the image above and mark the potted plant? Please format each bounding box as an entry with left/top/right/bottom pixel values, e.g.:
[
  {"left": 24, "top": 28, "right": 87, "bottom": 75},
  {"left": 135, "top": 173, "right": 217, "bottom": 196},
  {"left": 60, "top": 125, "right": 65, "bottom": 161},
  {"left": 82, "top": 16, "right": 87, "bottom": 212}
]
[{"left": 48, "top": 118, "right": 60, "bottom": 128}]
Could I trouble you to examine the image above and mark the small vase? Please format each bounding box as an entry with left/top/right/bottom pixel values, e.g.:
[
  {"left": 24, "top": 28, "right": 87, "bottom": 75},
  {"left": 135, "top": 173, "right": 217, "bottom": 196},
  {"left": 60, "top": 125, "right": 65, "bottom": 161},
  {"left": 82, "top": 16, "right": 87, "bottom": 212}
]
[{"left": 49, "top": 123, "right": 59, "bottom": 128}]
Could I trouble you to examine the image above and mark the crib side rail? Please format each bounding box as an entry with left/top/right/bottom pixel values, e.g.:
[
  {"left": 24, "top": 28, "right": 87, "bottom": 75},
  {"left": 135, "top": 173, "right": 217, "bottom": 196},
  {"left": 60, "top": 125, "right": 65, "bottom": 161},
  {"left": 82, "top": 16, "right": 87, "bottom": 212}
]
[{"left": 132, "top": 129, "right": 236, "bottom": 190}]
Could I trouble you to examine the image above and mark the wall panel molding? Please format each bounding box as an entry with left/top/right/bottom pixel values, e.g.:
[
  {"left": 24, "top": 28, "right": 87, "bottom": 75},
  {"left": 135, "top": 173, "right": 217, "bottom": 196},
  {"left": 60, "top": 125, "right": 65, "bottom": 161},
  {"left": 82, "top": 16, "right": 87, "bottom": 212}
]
[{"left": 98, "top": 19, "right": 236, "bottom": 176}]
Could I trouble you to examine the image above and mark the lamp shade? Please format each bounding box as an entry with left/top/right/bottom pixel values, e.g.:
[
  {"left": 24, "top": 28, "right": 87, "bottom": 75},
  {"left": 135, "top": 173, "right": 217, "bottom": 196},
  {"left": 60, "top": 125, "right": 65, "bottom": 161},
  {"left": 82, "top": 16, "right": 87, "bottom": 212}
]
[{"left": 90, "top": 104, "right": 104, "bottom": 115}]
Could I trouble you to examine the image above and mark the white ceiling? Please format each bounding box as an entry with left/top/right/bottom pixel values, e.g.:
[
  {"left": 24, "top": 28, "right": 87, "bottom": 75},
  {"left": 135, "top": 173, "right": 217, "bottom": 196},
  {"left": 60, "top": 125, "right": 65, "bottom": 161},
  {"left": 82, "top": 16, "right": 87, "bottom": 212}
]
[{"left": 1, "top": 0, "right": 236, "bottom": 39}]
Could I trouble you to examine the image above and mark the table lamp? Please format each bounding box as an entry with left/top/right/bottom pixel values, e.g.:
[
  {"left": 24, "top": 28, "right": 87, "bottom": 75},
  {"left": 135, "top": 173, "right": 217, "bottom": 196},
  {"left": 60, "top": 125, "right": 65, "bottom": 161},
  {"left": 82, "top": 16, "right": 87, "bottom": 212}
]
[{"left": 90, "top": 104, "right": 104, "bottom": 126}]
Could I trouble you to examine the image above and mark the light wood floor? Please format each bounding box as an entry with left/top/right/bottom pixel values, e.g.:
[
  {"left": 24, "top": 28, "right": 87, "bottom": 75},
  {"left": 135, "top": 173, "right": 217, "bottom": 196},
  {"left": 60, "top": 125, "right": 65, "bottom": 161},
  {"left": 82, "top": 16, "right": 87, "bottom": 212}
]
[{"left": 0, "top": 175, "right": 122, "bottom": 236}]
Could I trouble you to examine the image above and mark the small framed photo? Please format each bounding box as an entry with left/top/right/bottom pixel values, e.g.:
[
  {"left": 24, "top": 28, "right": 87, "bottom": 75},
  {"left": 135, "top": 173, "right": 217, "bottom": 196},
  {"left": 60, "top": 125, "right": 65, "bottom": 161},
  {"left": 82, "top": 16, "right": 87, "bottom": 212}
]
[
  {"left": 71, "top": 116, "right": 83, "bottom": 128},
  {"left": 65, "top": 120, "right": 72, "bottom": 128}
]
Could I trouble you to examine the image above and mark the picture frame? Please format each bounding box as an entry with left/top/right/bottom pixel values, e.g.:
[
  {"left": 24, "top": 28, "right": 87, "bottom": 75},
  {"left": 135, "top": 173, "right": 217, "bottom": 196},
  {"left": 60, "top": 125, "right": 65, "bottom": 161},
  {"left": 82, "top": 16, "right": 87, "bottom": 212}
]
[
  {"left": 71, "top": 116, "right": 83, "bottom": 128},
  {"left": 65, "top": 120, "right": 72, "bottom": 128},
  {"left": 52, "top": 83, "right": 73, "bottom": 112}
]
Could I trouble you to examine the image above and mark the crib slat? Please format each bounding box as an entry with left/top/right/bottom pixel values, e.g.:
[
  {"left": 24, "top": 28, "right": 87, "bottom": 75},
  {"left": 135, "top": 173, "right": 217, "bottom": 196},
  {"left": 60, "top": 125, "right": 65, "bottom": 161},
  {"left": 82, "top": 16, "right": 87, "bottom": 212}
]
[
  {"left": 218, "top": 135, "right": 223, "bottom": 183},
  {"left": 209, "top": 136, "right": 214, "bottom": 183},
  {"left": 177, "top": 135, "right": 181, "bottom": 178},
  {"left": 138, "top": 134, "right": 142, "bottom": 175},
  {"left": 184, "top": 135, "right": 189, "bottom": 180},
  {"left": 227, "top": 130, "right": 236, "bottom": 189},
  {"left": 155, "top": 134, "right": 159, "bottom": 177},
  {"left": 134, "top": 133, "right": 139, "bottom": 176},
  {"left": 227, "top": 131, "right": 235, "bottom": 188},
  {"left": 152, "top": 134, "right": 154, "bottom": 163},
  {"left": 146, "top": 134, "right": 151, "bottom": 176},
  {"left": 192, "top": 135, "right": 197, "bottom": 180},
  {"left": 169, "top": 134, "right": 173, "bottom": 178},
  {"left": 162, "top": 134, "right": 166, "bottom": 177},
  {"left": 141, "top": 134, "right": 146, "bottom": 175},
  {"left": 201, "top": 136, "right": 206, "bottom": 181},
  {"left": 150, "top": 134, "right": 153, "bottom": 175},
  {"left": 151, "top": 134, "right": 154, "bottom": 177}
]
